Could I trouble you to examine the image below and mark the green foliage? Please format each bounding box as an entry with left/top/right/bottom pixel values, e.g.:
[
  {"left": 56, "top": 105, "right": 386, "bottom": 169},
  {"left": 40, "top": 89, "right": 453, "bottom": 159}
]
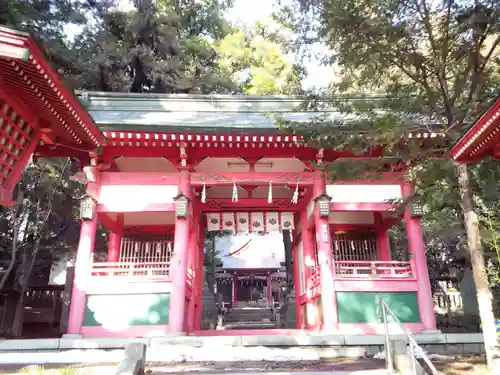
[
  {"left": 278, "top": 1, "right": 500, "bottom": 329},
  {"left": 282, "top": 0, "right": 500, "bottom": 206},
  {"left": 216, "top": 22, "right": 304, "bottom": 95}
]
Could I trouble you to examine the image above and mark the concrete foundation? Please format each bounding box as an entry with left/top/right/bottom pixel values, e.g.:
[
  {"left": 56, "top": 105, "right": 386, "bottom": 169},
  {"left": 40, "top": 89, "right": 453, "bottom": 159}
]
[{"left": 0, "top": 332, "right": 487, "bottom": 365}]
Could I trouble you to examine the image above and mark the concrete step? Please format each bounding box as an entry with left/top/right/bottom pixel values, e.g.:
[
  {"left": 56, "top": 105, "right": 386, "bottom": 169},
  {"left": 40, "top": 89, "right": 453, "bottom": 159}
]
[
  {"left": 224, "top": 312, "right": 274, "bottom": 321},
  {"left": 231, "top": 306, "right": 271, "bottom": 311},
  {"left": 224, "top": 318, "right": 275, "bottom": 324}
]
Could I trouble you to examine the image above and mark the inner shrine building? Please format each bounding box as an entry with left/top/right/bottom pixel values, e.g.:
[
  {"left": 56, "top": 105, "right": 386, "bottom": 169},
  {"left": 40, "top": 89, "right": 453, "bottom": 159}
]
[{"left": 0, "top": 25, "right": 439, "bottom": 338}]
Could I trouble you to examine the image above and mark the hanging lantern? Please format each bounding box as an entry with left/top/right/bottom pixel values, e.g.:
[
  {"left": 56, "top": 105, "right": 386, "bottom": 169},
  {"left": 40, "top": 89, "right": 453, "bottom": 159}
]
[
  {"left": 79, "top": 196, "right": 95, "bottom": 220},
  {"left": 411, "top": 203, "right": 424, "bottom": 218},
  {"left": 173, "top": 192, "right": 190, "bottom": 218},
  {"left": 315, "top": 193, "right": 332, "bottom": 218}
]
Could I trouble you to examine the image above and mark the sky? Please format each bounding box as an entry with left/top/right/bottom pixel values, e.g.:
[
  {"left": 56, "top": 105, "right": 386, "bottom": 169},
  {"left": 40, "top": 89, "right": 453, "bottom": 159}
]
[{"left": 113, "top": 0, "right": 333, "bottom": 90}]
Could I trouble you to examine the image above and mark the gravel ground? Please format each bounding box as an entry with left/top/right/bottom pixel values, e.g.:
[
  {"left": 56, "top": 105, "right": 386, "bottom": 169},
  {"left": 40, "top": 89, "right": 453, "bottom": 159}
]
[
  {"left": 431, "top": 355, "right": 489, "bottom": 375},
  {"left": 145, "top": 358, "right": 385, "bottom": 374},
  {"left": 146, "top": 355, "right": 491, "bottom": 375},
  {"left": 0, "top": 355, "right": 489, "bottom": 374}
]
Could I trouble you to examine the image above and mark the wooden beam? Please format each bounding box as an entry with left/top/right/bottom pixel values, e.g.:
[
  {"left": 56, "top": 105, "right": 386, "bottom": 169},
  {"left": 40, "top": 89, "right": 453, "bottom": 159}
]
[
  {"left": 330, "top": 202, "right": 396, "bottom": 212},
  {"left": 200, "top": 198, "right": 298, "bottom": 211},
  {"left": 99, "top": 172, "right": 180, "bottom": 186},
  {"left": 96, "top": 202, "right": 175, "bottom": 213},
  {"left": 191, "top": 172, "right": 317, "bottom": 186}
]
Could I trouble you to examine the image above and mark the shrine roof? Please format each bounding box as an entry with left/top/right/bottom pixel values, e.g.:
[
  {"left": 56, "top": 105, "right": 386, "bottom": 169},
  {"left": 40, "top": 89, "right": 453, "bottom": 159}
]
[
  {"left": 448, "top": 96, "right": 500, "bottom": 163},
  {"left": 0, "top": 26, "right": 105, "bottom": 148},
  {"left": 77, "top": 91, "right": 441, "bottom": 137},
  {"left": 0, "top": 25, "right": 104, "bottom": 204}
]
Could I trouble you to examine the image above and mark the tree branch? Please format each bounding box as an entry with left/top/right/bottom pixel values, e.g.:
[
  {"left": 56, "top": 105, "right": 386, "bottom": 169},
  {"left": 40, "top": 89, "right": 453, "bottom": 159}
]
[{"left": 414, "top": 0, "right": 453, "bottom": 122}]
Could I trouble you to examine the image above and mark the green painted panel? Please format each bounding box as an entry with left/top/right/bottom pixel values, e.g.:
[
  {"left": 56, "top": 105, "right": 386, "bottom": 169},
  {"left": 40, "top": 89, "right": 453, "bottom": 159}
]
[
  {"left": 336, "top": 292, "right": 420, "bottom": 323},
  {"left": 83, "top": 294, "right": 170, "bottom": 328}
]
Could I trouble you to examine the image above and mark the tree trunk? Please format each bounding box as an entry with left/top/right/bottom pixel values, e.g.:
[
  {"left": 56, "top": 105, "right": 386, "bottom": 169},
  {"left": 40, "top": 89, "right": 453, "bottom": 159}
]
[
  {"left": 457, "top": 163, "right": 500, "bottom": 370},
  {"left": 0, "top": 291, "right": 22, "bottom": 337},
  {"left": 11, "top": 291, "right": 24, "bottom": 337}
]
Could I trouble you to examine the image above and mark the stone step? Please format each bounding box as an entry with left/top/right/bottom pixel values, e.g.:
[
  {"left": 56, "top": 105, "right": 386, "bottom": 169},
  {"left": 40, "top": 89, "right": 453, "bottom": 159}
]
[
  {"left": 226, "top": 310, "right": 274, "bottom": 316},
  {"left": 223, "top": 321, "right": 278, "bottom": 330},
  {"left": 232, "top": 306, "right": 270, "bottom": 311},
  {"left": 224, "top": 316, "right": 274, "bottom": 323},
  {"left": 224, "top": 312, "right": 275, "bottom": 323}
]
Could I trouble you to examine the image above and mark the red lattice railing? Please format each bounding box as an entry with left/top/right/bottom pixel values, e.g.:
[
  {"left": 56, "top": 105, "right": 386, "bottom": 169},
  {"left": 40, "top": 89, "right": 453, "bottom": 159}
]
[
  {"left": 332, "top": 231, "right": 379, "bottom": 261},
  {"left": 334, "top": 260, "right": 413, "bottom": 279},
  {"left": 89, "top": 236, "right": 174, "bottom": 282},
  {"left": 119, "top": 236, "right": 174, "bottom": 264},
  {"left": 89, "top": 261, "right": 171, "bottom": 281}
]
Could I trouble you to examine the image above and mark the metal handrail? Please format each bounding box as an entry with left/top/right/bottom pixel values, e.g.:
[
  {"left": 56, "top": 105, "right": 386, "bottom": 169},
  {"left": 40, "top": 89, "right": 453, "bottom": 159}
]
[{"left": 377, "top": 297, "right": 440, "bottom": 375}]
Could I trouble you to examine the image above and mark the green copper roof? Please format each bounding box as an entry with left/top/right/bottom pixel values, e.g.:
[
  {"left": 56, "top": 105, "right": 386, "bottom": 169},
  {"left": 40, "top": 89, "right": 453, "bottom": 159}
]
[{"left": 76, "top": 91, "right": 352, "bottom": 134}]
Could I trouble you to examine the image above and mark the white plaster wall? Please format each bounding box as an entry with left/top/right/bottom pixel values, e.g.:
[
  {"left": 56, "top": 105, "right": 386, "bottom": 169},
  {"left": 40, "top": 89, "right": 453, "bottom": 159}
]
[
  {"left": 99, "top": 185, "right": 178, "bottom": 211},
  {"left": 326, "top": 184, "right": 402, "bottom": 203},
  {"left": 328, "top": 212, "right": 375, "bottom": 225}
]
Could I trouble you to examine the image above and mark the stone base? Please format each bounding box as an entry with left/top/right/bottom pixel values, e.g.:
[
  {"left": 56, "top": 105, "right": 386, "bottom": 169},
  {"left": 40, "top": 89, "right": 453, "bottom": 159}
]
[
  {"left": 114, "top": 343, "right": 147, "bottom": 375},
  {"left": 61, "top": 334, "right": 83, "bottom": 339}
]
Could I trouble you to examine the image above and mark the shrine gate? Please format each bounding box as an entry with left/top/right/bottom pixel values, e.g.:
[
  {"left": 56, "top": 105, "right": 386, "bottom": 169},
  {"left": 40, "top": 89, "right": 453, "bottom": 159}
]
[{"left": 0, "top": 25, "right": 438, "bottom": 338}]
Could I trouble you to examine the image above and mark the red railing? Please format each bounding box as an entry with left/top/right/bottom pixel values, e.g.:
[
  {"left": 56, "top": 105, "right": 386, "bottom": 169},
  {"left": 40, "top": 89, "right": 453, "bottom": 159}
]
[
  {"left": 89, "top": 261, "right": 171, "bottom": 281},
  {"left": 334, "top": 260, "right": 413, "bottom": 279}
]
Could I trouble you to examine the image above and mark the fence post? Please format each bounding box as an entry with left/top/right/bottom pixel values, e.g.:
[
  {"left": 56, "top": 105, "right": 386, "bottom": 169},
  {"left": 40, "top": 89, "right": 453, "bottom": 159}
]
[{"left": 381, "top": 300, "right": 394, "bottom": 373}]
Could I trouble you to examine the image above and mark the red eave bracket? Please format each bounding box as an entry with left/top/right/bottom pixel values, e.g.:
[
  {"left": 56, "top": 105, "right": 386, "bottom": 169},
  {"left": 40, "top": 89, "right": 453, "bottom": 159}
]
[{"left": 449, "top": 98, "right": 500, "bottom": 162}]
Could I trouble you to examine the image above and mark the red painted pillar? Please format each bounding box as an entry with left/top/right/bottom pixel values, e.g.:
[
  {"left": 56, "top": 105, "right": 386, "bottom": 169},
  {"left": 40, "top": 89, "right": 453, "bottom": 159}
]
[
  {"left": 374, "top": 213, "right": 391, "bottom": 261},
  {"left": 67, "top": 202, "right": 98, "bottom": 335},
  {"left": 169, "top": 171, "right": 191, "bottom": 333},
  {"left": 107, "top": 214, "right": 123, "bottom": 262},
  {"left": 313, "top": 172, "right": 338, "bottom": 332},
  {"left": 187, "top": 212, "right": 200, "bottom": 333},
  {"left": 292, "top": 226, "right": 301, "bottom": 329},
  {"left": 402, "top": 182, "right": 437, "bottom": 331},
  {"left": 300, "top": 209, "right": 315, "bottom": 329},
  {"left": 194, "top": 220, "right": 205, "bottom": 331}
]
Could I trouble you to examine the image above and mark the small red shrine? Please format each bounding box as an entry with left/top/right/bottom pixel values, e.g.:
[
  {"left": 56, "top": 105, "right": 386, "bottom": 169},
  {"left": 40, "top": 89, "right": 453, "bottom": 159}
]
[{"left": 0, "top": 25, "right": 438, "bottom": 338}]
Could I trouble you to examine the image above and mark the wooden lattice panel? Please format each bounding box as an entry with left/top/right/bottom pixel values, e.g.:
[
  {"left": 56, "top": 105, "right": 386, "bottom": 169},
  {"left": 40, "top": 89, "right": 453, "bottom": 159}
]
[
  {"left": 332, "top": 231, "right": 379, "bottom": 261},
  {"left": 119, "top": 236, "right": 174, "bottom": 276},
  {"left": 0, "top": 100, "right": 35, "bottom": 195}
]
